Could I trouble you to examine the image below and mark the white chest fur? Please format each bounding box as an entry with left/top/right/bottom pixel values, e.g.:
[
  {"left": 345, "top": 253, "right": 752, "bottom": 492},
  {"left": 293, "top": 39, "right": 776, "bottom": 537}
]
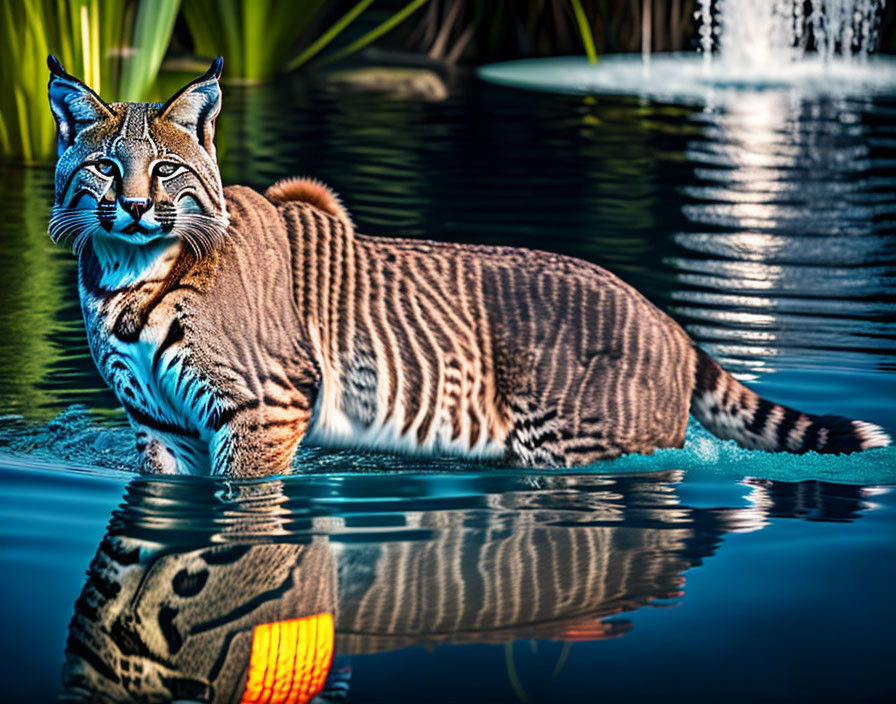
[{"left": 80, "top": 238, "right": 217, "bottom": 442}]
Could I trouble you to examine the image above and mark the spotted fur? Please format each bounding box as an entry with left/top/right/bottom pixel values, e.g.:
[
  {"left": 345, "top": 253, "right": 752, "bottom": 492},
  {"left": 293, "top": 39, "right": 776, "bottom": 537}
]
[
  {"left": 62, "top": 482, "right": 338, "bottom": 703},
  {"left": 62, "top": 475, "right": 732, "bottom": 700},
  {"left": 47, "top": 57, "right": 891, "bottom": 476}
]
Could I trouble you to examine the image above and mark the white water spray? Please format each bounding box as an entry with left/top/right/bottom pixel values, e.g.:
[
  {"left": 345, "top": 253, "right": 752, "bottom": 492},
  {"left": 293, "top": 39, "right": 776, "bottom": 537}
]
[
  {"left": 479, "top": 0, "right": 895, "bottom": 102},
  {"left": 703, "top": 0, "right": 885, "bottom": 70},
  {"left": 698, "top": 0, "right": 715, "bottom": 71}
]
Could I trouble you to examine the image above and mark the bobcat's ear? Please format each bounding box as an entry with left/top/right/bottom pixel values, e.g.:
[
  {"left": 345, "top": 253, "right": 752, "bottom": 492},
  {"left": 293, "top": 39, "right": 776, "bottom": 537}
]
[
  {"left": 160, "top": 57, "right": 223, "bottom": 157},
  {"left": 47, "top": 55, "right": 113, "bottom": 156}
]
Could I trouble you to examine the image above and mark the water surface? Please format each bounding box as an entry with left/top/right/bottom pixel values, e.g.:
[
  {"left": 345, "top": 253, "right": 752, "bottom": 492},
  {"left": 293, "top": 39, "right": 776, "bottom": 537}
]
[{"left": 0, "top": 69, "right": 894, "bottom": 701}]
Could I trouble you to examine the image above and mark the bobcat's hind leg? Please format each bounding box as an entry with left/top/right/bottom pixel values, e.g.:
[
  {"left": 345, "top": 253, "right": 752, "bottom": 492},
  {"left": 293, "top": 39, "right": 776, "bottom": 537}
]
[{"left": 504, "top": 398, "right": 568, "bottom": 468}]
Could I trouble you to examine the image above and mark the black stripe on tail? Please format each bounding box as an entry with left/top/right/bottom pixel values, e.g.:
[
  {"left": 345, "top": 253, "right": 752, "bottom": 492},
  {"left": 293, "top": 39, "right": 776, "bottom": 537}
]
[{"left": 690, "top": 347, "right": 891, "bottom": 454}]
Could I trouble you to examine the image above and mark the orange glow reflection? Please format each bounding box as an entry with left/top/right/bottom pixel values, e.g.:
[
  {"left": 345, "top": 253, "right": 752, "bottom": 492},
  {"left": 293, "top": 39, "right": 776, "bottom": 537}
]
[{"left": 241, "top": 613, "right": 334, "bottom": 704}]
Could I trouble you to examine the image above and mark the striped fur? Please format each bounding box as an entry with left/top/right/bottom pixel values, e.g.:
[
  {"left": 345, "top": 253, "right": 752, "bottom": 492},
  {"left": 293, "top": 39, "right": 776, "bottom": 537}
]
[
  {"left": 283, "top": 194, "right": 697, "bottom": 466},
  {"left": 62, "top": 475, "right": 734, "bottom": 700},
  {"left": 691, "top": 348, "right": 891, "bottom": 453},
  {"left": 48, "top": 59, "right": 891, "bottom": 476}
]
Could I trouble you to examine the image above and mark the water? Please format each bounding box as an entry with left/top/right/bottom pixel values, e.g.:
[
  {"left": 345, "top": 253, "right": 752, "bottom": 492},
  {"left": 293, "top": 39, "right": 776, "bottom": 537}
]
[
  {"left": 712, "top": 0, "right": 883, "bottom": 66},
  {"left": 3, "top": 461, "right": 895, "bottom": 702},
  {"left": 476, "top": 53, "right": 896, "bottom": 103},
  {"left": 479, "top": 1, "right": 896, "bottom": 103},
  {"left": 1, "top": 69, "right": 895, "bottom": 701}
]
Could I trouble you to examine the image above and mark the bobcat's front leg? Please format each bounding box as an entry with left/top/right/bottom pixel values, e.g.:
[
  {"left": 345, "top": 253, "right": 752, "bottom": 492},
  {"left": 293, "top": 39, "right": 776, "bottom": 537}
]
[
  {"left": 134, "top": 424, "right": 214, "bottom": 474},
  {"left": 210, "top": 401, "right": 313, "bottom": 478},
  {"left": 134, "top": 426, "right": 178, "bottom": 474},
  {"left": 208, "top": 361, "right": 319, "bottom": 477}
]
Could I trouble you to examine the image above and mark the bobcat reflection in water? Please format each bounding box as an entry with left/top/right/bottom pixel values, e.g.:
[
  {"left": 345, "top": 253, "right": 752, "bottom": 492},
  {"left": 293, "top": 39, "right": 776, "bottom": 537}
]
[{"left": 61, "top": 471, "right": 874, "bottom": 703}]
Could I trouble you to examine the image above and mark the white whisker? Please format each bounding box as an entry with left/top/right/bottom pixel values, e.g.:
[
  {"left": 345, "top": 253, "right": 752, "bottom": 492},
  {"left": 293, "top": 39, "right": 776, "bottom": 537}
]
[
  {"left": 48, "top": 207, "right": 98, "bottom": 246},
  {"left": 48, "top": 204, "right": 228, "bottom": 259},
  {"left": 172, "top": 212, "right": 228, "bottom": 256}
]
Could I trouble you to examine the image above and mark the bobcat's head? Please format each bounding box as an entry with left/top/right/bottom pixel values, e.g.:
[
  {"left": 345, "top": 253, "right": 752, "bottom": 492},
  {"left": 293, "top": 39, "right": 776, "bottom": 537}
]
[{"left": 47, "top": 55, "right": 228, "bottom": 256}]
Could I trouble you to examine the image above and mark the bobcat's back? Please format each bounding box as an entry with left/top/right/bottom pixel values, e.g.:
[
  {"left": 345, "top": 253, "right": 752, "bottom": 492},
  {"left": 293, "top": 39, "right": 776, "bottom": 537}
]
[{"left": 270, "top": 181, "right": 697, "bottom": 467}]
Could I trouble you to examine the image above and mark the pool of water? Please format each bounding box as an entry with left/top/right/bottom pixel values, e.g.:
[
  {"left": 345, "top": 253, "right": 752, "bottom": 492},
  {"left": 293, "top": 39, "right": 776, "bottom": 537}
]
[
  {"left": 0, "top": 68, "right": 894, "bottom": 701},
  {"left": 477, "top": 54, "right": 896, "bottom": 103}
]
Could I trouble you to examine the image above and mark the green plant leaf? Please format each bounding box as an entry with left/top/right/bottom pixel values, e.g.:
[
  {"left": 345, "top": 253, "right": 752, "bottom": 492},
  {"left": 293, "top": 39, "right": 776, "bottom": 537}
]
[
  {"left": 318, "top": 0, "right": 432, "bottom": 67},
  {"left": 570, "top": 0, "right": 598, "bottom": 64},
  {"left": 286, "top": 0, "right": 376, "bottom": 72}
]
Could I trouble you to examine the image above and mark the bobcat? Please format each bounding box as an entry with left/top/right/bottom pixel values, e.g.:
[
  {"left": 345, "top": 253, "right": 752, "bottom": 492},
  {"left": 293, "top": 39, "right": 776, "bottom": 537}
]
[{"left": 47, "top": 56, "right": 891, "bottom": 477}]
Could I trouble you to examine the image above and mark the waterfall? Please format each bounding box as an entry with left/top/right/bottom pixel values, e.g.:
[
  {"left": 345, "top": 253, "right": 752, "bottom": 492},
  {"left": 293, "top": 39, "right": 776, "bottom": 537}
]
[
  {"left": 701, "top": 0, "right": 885, "bottom": 70},
  {"left": 478, "top": 0, "right": 896, "bottom": 102},
  {"left": 698, "top": 0, "right": 715, "bottom": 71}
]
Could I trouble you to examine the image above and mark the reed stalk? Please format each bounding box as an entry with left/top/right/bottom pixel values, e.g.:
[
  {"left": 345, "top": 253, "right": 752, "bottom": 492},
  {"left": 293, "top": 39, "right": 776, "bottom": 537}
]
[
  {"left": 286, "top": 0, "right": 377, "bottom": 72},
  {"left": 184, "top": 0, "right": 432, "bottom": 81},
  {"left": 182, "top": 0, "right": 329, "bottom": 81},
  {"left": 316, "top": 0, "right": 432, "bottom": 67},
  {"left": 570, "top": 0, "right": 598, "bottom": 63}
]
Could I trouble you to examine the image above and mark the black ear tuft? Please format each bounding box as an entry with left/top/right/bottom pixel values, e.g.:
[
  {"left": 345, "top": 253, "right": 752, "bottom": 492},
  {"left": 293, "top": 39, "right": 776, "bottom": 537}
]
[
  {"left": 47, "top": 54, "right": 67, "bottom": 77},
  {"left": 208, "top": 57, "right": 223, "bottom": 80}
]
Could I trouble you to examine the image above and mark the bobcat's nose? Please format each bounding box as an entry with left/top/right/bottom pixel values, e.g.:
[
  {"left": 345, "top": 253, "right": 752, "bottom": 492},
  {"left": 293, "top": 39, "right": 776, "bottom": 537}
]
[{"left": 121, "top": 197, "right": 151, "bottom": 221}]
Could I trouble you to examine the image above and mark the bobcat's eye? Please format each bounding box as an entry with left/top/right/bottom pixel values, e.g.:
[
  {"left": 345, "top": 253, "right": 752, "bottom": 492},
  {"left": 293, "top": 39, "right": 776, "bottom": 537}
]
[
  {"left": 155, "top": 162, "right": 182, "bottom": 178},
  {"left": 93, "top": 159, "right": 117, "bottom": 177}
]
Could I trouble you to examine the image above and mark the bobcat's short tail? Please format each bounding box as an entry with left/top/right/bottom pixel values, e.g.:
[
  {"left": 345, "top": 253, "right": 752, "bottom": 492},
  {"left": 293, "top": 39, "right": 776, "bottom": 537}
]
[{"left": 691, "top": 347, "right": 891, "bottom": 454}]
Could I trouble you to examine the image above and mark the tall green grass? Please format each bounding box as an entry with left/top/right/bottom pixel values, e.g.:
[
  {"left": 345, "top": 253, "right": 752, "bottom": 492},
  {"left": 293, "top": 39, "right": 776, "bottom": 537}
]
[
  {"left": 182, "top": 0, "right": 328, "bottom": 82},
  {"left": 183, "top": 0, "right": 433, "bottom": 81},
  {"left": 1, "top": 1, "right": 55, "bottom": 162},
  {"left": 0, "top": 0, "right": 179, "bottom": 162},
  {"left": 119, "top": 0, "right": 181, "bottom": 101}
]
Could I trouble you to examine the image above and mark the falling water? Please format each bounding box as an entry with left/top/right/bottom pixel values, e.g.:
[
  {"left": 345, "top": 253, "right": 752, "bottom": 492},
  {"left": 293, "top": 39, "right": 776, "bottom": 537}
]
[
  {"left": 704, "top": 0, "right": 885, "bottom": 70},
  {"left": 698, "top": 0, "right": 715, "bottom": 70},
  {"left": 478, "top": 0, "right": 896, "bottom": 101}
]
